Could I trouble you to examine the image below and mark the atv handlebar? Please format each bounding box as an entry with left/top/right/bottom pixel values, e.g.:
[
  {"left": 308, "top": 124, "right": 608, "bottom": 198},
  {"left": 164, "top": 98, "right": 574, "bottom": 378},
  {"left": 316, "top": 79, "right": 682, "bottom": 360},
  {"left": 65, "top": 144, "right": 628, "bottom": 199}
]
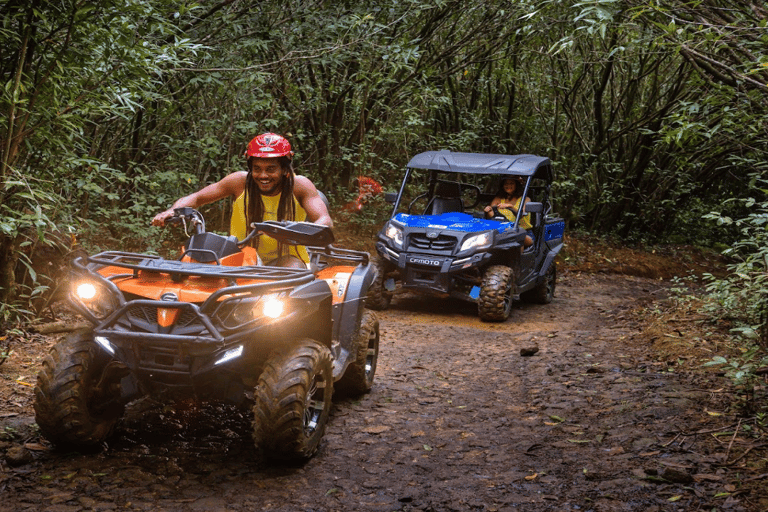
[
  {"left": 166, "top": 208, "right": 337, "bottom": 251},
  {"left": 246, "top": 221, "right": 335, "bottom": 248},
  {"left": 167, "top": 207, "right": 206, "bottom": 235}
]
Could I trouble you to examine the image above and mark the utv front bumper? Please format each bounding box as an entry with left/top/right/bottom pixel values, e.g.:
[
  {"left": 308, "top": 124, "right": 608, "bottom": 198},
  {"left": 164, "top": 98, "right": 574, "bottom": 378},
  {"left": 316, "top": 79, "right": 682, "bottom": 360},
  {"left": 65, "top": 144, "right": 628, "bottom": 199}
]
[{"left": 376, "top": 242, "right": 493, "bottom": 295}]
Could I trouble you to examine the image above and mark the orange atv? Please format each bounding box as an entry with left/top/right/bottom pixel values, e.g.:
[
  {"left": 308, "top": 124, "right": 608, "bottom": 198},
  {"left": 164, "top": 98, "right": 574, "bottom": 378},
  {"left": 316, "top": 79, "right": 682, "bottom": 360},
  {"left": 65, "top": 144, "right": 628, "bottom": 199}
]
[{"left": 34, "top": 207, "right": 379, "bottom": 461}]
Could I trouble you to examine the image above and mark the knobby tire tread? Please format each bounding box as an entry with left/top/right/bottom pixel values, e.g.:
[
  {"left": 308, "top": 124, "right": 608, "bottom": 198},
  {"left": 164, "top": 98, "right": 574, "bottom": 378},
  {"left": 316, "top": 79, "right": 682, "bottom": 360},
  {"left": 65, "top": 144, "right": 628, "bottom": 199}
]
[
  {"left": 252, "top": 340, "right": 333, "bottom": 461},
  {"left": 34, "top": 330, "right": 123, "bottom": 448},
  {"left": 335, "top": 310, "right": 379, "bottom": 397},
  {"left": 478, "top": 265, "right": 514, "bottom": 322}
]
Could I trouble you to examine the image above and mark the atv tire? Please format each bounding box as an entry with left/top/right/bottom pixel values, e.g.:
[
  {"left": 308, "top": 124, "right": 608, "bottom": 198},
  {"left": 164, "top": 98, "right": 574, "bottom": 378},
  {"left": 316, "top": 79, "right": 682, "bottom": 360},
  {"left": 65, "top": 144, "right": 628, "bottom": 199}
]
[
  {"left": 523, "top": 261, "right": 557, "bottom": 304},
  {"left": 253, "top": 339, "right": 333, "bottom": 461},
  {"left": 34, "top": 330, "right": 126, "bottom": 448},
  {"left": 365, "top": 255, "right": 392, "bottom": 311},
  {"left": 335, "top": 310, "right": 379, "bottom": 396},
  {"left": 478, "top": 265, "right": 514, "bottom": 322}
]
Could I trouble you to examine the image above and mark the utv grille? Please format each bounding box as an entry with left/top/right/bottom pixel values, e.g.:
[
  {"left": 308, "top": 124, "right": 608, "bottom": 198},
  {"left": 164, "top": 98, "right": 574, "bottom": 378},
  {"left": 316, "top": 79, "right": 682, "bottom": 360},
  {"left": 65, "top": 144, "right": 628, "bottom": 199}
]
[{"left": 408, "top": 233, "right": 457, "bottom": 252}]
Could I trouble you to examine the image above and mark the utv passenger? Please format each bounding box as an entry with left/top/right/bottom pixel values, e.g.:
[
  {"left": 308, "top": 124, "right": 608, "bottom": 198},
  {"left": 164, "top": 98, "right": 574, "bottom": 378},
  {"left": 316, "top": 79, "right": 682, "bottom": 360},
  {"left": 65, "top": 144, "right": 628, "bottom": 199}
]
[
  {"left": 483, "top": 177, "right": 534, "bottom": 248},
  {"left": 152, "top": 133, "right": 332, "bottom": 268}
]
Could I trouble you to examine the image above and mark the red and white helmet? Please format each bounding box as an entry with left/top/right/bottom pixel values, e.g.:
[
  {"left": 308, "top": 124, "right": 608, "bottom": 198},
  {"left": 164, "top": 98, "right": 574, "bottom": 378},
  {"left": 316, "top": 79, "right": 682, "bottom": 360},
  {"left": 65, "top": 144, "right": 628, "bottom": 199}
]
[{"left": 245, "top": 133, "right": 293, "bottom": 159}]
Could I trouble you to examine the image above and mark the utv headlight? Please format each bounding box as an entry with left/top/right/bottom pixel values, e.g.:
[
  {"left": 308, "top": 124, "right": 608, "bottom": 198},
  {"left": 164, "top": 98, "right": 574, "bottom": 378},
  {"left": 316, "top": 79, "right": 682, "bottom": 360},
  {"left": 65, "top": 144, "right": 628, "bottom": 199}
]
[
  {"left": 460, "top": 232, "right": 493, "bottom": 252},
  {"left": 384, "top": 223, "right": 404, "bottom": 249}
]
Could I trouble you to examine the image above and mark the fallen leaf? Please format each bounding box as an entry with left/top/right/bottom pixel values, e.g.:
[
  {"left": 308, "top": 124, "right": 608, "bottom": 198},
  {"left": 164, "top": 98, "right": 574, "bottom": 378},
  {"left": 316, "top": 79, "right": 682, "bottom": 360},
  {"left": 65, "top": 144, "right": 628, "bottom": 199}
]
[
  {"left": 668, "top": 495, "right": 682, "bottom": 502},
  {"left": 692, "top": 473, "right": 723, "bottom": 482},
  {"left": 362, "top": 426, "right": 390, "bottom": 434},
  {"left": 525, "top": 473, "right": 537, "bottom": 481},
  {"left": 23, "top": 443, "right": 49, "bottom": 452}
]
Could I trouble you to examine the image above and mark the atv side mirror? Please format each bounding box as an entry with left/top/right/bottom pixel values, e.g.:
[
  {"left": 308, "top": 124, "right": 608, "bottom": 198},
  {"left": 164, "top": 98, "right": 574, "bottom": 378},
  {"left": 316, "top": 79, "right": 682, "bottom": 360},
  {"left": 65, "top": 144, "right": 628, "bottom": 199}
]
[
  {"left": 249, "top": 221, "right": 335, "bottom": 247},
  {"left": 384, "top": 192, "right": 398, "bottom": 204}
]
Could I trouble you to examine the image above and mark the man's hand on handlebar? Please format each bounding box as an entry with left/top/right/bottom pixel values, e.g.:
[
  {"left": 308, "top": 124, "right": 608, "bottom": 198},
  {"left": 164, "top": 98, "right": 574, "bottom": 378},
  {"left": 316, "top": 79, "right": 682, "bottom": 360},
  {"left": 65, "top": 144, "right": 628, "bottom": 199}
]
[{"left": 151, "top": 209, "right": 176, "bottom": 227}]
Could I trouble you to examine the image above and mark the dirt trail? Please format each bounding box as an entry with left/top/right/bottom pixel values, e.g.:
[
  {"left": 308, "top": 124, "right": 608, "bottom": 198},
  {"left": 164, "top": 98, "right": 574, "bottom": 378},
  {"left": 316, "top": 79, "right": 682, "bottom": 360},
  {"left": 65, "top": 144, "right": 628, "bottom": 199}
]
[{"left": 0, "top": 270, "right": 763, "bottom": 511}]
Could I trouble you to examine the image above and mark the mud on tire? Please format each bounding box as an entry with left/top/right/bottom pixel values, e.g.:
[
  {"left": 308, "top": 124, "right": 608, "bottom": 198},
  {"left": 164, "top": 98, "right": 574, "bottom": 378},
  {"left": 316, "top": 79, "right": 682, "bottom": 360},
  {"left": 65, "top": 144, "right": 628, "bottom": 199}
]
[
  {"left": 365, "top": 255, "right": 393, "bottom": 311},
  {"left": 335, "top": 310, "right": 379, "bottom": 397},
  {"left": 478, "top": 265, "right": 514, "bottom": 322},
  {"left": 34, "top": 330, "right": 126, "bottom": 448},
  {"left": 252, "top": 339, "right": 333, "bottom": 461}
]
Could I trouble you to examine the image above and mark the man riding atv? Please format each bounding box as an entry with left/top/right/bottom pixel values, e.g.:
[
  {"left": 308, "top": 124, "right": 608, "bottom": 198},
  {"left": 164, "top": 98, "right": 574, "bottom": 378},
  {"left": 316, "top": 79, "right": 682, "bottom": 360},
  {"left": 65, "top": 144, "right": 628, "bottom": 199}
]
[
  {"left": 35, "top": 209, "right": 379, "bottom": 461},
  {"left": 152, "top": 132, "right": 331, "bottom": 268}
]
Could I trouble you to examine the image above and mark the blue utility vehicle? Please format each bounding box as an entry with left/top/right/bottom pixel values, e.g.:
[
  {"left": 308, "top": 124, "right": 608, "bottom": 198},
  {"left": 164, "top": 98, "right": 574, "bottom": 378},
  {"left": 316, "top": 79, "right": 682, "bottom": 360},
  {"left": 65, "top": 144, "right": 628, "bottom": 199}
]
[{"left": 368, "top": 150, "right": 564, "bottom": 322}]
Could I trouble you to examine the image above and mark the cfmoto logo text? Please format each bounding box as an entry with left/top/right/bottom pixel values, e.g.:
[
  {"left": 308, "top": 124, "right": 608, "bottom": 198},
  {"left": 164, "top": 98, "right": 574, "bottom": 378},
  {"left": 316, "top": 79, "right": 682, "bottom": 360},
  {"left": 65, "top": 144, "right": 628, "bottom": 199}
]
[{"left": 410, "top": 258, "right": 441, "bottom": 266}]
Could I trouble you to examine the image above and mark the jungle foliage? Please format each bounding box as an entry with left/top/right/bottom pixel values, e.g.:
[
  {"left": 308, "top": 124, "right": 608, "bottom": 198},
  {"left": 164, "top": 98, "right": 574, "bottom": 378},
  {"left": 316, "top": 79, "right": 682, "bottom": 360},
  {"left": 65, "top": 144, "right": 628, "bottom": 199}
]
[{"left": 1, "top": 0, "right": 767, "bottom": 365}]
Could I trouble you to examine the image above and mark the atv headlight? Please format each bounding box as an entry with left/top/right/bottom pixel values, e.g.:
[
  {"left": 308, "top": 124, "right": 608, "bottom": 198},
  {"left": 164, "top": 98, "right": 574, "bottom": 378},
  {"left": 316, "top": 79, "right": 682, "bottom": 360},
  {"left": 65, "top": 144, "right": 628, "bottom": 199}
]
[
  {"left": 459, "top": 232, "right": 493, "bottom": 252},
  {"left": 216, "top": 293, "right": 288, "bottom": 328},
  {"left": 76, "top": 282, "right": 97, "bottom": 300},
  {"left": 95, "top": 335, "right": 116, "bottom": 355},
  {"left": 215, "top": 345, "right": 243, "bottom": 365},
  {"left": 262, "top": 296, "right": 284, "bottom": 318},
  {"left": 384, "top": 223, "right": 404, "bottom": 249},
  {"left": 72, "top": 279, "right": 119, "bottom": 320}
]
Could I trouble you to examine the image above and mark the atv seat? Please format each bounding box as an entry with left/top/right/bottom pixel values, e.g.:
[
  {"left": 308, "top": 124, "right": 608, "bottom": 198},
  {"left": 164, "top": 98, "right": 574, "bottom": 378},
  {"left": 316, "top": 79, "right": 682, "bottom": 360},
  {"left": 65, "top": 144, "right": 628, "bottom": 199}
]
[
  {"left": 183, "top": 233, "right": 241, "bottom": 263},
  {"left": 424, "top": 181, "right": 463, "bottom": 215}
]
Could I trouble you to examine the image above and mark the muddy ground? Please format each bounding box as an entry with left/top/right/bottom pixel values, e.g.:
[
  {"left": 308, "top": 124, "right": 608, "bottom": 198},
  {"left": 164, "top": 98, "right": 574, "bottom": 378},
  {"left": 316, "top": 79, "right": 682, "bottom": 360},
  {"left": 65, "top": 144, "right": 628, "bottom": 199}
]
[{"left": 0, "top": 240, "right": 766, "bottom": 512}]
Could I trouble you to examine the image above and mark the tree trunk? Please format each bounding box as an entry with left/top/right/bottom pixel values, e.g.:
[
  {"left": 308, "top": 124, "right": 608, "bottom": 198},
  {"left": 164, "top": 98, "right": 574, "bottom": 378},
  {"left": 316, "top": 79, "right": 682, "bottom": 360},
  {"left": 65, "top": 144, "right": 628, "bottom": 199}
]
[{"left": 0, "top": 233, "right": 20, "bottom": 311}]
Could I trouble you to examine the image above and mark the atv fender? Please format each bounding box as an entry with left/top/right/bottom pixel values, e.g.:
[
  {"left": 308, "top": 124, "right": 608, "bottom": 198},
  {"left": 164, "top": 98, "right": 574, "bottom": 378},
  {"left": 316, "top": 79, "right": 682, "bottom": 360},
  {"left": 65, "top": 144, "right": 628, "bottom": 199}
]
[{"left": 326, "top": 263, "right": 375, "bottom": 379}]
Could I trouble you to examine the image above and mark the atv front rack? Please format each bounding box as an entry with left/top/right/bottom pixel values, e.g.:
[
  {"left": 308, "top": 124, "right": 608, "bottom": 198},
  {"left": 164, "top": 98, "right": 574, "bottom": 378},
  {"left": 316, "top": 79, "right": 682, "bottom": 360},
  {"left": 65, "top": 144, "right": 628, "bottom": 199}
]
[
  {"left": 69, "top": 251, "right": 320, "bottom": 325},
  {"left": 307, "top": 245, "right": 369, "bottom": 268},
  {"left": 83, "top": 250, "right": 314, "bottom": 283}
]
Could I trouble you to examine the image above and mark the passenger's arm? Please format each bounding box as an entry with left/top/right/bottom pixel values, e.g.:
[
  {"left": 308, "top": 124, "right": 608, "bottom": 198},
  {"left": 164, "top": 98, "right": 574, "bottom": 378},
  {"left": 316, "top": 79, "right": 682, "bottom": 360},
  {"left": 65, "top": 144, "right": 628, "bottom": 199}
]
[{"left": 484, "top": 197, "right": 502, "bottom": 215}]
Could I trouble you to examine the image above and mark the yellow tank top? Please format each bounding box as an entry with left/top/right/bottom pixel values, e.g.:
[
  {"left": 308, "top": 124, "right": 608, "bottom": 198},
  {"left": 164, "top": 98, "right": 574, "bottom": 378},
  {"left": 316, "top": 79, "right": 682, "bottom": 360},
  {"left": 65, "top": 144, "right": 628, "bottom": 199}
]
[
  {"left": 499, "top": 196, "right": 532, "bottom": 230},
  {"left": 230, "top": 191, "right": 310, "bottom": 264}
]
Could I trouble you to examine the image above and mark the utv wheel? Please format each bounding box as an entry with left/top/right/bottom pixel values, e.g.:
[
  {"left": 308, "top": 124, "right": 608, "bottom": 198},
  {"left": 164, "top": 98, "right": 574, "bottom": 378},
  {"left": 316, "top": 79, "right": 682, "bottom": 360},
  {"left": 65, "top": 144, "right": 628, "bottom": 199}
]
[
  {"left": 523, "top": 261, "right": 557, "bottom": 304},
  {"left": 34, "top": 330, "right": 126, "bottom": 448},
  {"left": 478, "top": 265, "right": 514, "bottom": 322},
  {"left": 365, "top": 255, "right": 392, "bottom": 311},
  {"left": 253, "top": 340, "right": 333, "bottom": 461},
  {"left": 335, "top": 310, "right": 379, "bottom": 396}
]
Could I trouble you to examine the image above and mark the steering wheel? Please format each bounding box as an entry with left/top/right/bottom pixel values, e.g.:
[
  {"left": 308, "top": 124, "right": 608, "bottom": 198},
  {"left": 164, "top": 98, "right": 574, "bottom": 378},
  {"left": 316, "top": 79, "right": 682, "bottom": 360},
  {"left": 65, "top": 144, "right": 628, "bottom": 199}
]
[
  {"left": 489, "top": 205, "right": 510, "bottom": 221},
  {"left": 407, "top": 192, "right": 429, "bottom": 214}
]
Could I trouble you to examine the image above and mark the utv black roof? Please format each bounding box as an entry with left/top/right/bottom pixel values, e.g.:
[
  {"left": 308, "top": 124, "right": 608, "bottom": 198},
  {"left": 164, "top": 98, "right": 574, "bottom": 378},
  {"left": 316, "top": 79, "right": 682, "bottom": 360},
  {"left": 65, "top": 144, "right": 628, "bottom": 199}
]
[{"left": 406, "top": 150, "right": 552, "bottom": 179}]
